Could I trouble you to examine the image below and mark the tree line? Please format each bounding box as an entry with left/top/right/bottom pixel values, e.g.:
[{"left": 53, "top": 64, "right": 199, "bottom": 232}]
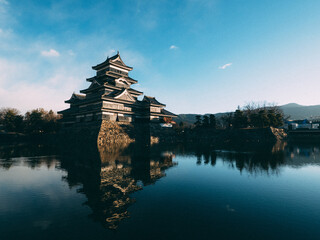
[
  {"left": 0, "top": 108, "right": 60, "bottom": 134},
  {"left": 194, "top": 103, "right": 284, "bottom": 129},
  {"left": 194, "top": 114, "right": 217, "bottom": 128}
]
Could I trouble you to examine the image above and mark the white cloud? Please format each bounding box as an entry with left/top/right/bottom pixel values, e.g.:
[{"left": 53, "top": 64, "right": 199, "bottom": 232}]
[
  {"left": 0, "top": 0, "right": 9, "bottom": 5},
  {"left": 0, "top": 58, "right": 85, "bottom": 113},
  {"left": 0, "top": 58, "right": 19, "bottom": 86},
  {"left": 41, "top": 49, "right": 60, "bottom": 57},
  {"left": 169, "top": 45, "right": 178, "bottom": 50},
  {"left": 0, "top": 28, "right": 12, "bottom": 38},
  {"left": 0, "top": 0, "right": 9, "bottom": 17},
  {"left": 219, "top": 63, "right": 232, "bottom": 69},
  {"left": 0, "top": 0, "right": 9, "bottom": 15}
]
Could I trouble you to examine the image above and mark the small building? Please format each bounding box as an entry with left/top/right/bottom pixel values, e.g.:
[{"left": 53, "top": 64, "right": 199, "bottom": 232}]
[
  {"left": 285, "top": 119, "right": 320, "bottom": 130},
  {"left": 58, "top": 52, "right": 176, "bottom": 127}
]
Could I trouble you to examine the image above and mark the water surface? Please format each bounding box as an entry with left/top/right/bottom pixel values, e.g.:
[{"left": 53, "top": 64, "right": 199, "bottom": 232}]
[{"left": 0, "top": 143, "right": 320, "bottom": 239}]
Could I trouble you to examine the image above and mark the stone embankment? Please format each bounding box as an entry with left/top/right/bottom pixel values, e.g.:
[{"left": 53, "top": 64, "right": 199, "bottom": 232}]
[
  {"left": 287, "top": 130, "right": 320, "bottom": 142},
  {"left": 98, "top": 121, "right": 134, "bottom": 147},
  {"left": 97, "top": 121, "right": 177, "bottom": 147},
  {"left": 60, "top": 121, "right": 287, "bottom": 147}
]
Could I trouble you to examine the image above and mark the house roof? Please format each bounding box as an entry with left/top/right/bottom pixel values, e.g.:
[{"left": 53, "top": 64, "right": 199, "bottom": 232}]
[
  {"left": 57, "top": 108, "right": 77, "bottom": 114},
  {"left": 92, "top": 52, "right": 133, "bottom": 71},
  {"left": 143, "top": 96, "right": 166, "bottom": 106},
  {"left": 87, "top": 73, "right": 138, "bottom": 84},
  {"left": 80, "top": 80, "right": 143, "bottom": 95},
  {"left": 65, "top": 93, "right": 86, "bottom": 103},
  {"left": 105, "top": 89, "right": 136, "bottom": 102},
  {"left": 161, "top": 109, "right": 177, "bottom": 117}
]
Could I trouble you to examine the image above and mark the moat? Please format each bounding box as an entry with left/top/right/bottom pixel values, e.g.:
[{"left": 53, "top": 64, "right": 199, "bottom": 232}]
[{"left": 1, "top": 142, "right": 320, "bottom": 240}]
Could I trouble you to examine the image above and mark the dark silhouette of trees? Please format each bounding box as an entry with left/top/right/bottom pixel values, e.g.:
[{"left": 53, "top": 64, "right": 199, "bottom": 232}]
[
  {"left": 194, "top": 114, "right": 217, "bottom": 129},
  {"left": 25, "top": 108, "right": 60, "bottom": 134},
  {"left": 202, "top": 115, "right": 209, "bottom": 127},
  {"left": 209, "top": 114, "right": 216, "bottom": 129},
  {"left": 195, "top": 115, "right": 202, "bottom": 127},
  {"left": 0, "top": 108, "right": 60, "bottom": 134},
  {"left": 0, "top": 108, "right": 24, "bottom": 132},
  {"left": 192, "top": 102, "right": 284, "bottom": 130},
  {"left": 221, "top": 112, "right": 233, "bottom": 129},
  {"left": 233, "top": 109, "right": 248, "bottom": 128},
  {"left": 238, "top": 102, "right": 284, "bottom": 128},
  {"left": 267, "top": 109, "right": 283, "bottom": 128},
  {"left": 25, "top": 109, "right": 43, "bottom": 134},
  {"left": 257, "top": 109, "right": 270, "bottom": 128},
  {"left": 217, "top": 103, "right": 284, "bottom": 129}
]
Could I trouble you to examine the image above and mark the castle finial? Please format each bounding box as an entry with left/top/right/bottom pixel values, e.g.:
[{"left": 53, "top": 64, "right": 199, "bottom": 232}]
[{"left": 117, "top": 50, "right": 119, "bottom": 55}]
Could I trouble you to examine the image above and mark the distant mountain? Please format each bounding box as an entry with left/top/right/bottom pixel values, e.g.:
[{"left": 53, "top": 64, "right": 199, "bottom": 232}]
[
  {"left": 281, "top": 103, "right": 302, "bottom": 108},
  {"left": 280, "top": 103, "right": 320, "bottom": 120},
  {"left": 177, "top": 103, "right": 320, "bottom": 124}
]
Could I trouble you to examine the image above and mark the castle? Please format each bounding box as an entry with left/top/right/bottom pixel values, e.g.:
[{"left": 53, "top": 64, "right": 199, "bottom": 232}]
[{"left": 58, "top": 52, "right": 176, "bottom": 128}]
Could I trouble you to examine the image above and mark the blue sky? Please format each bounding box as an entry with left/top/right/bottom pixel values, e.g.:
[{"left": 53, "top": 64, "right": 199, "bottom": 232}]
[{"left": 1, "top": 0, "right": 320, "bottom": 114}]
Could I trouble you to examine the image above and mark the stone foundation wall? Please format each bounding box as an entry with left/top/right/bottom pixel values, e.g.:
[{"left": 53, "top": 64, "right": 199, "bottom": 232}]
[
  {"left": 60, "top": 120, "right": 178, "bottom": 147},
  {"left": 97, "top": 120, "right": 135, "bottom": 147},
  {"left": 59, "top": 121, "right": 102, "bottom": 147},
  {"left": 97, "top": 121, "right": 178, "bottom": 146}
]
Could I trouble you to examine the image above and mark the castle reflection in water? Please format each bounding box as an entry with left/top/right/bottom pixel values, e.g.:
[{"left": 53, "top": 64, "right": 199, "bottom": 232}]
[
  {"left": 60, "top": 143, "right": 177, "bottom": 230},
  {"left": 1, "top": 141, "right": 320, "bottom": 230}
]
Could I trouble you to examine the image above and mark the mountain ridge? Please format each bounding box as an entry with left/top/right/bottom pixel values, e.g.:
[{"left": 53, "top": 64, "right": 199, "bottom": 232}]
[{"left": 177, "top": 103, "right": 320, "bottom": 124}]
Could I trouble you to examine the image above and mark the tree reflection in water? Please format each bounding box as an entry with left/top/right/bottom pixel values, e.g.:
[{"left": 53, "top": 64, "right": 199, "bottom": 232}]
[
  {"left": 185, "top": 141, "right": 320, "bottom": 175},
  {"left": 0, "top": 143, "right": 58, "bottom": 170},
  {"left": 1, "top": 141, "right": 320, "bottom": 230}
]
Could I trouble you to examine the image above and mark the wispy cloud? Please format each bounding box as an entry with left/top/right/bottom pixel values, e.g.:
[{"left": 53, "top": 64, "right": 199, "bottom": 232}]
[
  {"left": 0, "top": 0, "right": 9, "bottom": 5},
  {"left": 0, "top": 0, "right": 9, "bottom": 18},
  {"left": 0, "top": 58, "right": 85, "bottom": 112},
  {"left": 0, "top": 28, "right": 12, "bottom": 38},
  {"left": 219, "top": 63, "right": 232, "bottom": 69},
  {"left": 169, "top": 45, "right": 178, "bottom": 50},
  {"left": 41, "top": 49, "right": 60, "bottom": 57}
]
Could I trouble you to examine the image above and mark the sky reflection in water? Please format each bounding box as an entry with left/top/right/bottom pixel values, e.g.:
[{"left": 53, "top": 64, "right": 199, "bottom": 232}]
[{"left": 0, "top": 143, "right": 320, "bottom": 240}]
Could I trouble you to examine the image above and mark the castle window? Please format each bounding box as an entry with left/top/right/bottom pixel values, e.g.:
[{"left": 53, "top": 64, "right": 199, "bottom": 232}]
[{"left": 106, "top": 67, "right": 127, "bottom": 75}]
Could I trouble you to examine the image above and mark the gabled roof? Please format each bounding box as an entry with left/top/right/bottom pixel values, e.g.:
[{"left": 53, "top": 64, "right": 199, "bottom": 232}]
[
  {"left": 105, "top": 89, "right": 136, "bottom": 102},
  {"left": 92, "top": 52, "right": 133, "bottom": 71},
  {"left": 86, "top": 76, "right": 96, "bottom": 82},
  {"left": 116, "top": 77, "right": 130, "bottom": 85},
  {"left": 161, "top": 109, "right": 177, "bottom": 117},
  {"left": 57, "top": 108, "right": 77, "bottom": 114},
  {"left": 127, "top": 88, "right": 143, "bottom": 96},
  {"left": 115, "top": 76, "right": 138, "bottom": 84},
  {"left": 114, "top": 89, "right": 135, "bottom": 102},
  {"left": 80, "top": 79, "right": 101, "bottom": 93},
  {"left": 126, "top": 76, "right": 138, "bottom": 84},
  {"left": 143, "top": 96, "right": 166, "bottom": 106},
  {"left": 65, "top": 93, "right": 86, "bottom": 103}
]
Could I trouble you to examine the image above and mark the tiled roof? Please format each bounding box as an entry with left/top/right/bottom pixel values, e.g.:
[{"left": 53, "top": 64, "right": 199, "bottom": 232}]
[
  {"left": 143, "top": 96, "right": 165, "bottom": 106},
  {"left": 161, "top": 109, "right": 177, "bottom": 117},
  {"left": 65, "top": 93, "right": 86, "bottom": 103},
  {"left": 92, "top": 52, "right": 132, "bottom": 70}
]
